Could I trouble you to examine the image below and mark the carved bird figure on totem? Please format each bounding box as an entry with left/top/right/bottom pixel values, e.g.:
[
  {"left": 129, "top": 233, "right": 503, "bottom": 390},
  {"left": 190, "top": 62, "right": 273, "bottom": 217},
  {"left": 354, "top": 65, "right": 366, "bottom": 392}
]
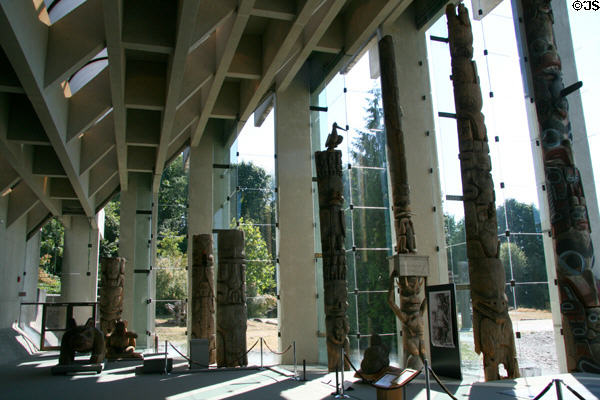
[{"left": 325, "top": 122, "right": 346, "bottom": 150}]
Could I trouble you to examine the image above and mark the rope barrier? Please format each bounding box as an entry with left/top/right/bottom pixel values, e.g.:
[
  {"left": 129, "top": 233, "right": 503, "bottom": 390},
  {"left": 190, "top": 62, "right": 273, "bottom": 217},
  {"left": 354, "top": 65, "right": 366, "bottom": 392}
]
[
  {"left": 427, "top": 367, "right": 459, "bottom": 400},
  {"left": 165, "top": 339, "right": 260, "bottom": 368},
  {"left": 561, "top": 381, "right": 587, "bottom": 400},
  {"left": 532, "top": 380, "right": 554, "bottom": 400},
  {"left": 532, "top": 379, "right": 587, "bottom": 400},
  {"left": 263, "top": 340, "right": 293, "bottom": 356},
  {"left": 234, "top": 339, "right": 260, "bottom": 366}
]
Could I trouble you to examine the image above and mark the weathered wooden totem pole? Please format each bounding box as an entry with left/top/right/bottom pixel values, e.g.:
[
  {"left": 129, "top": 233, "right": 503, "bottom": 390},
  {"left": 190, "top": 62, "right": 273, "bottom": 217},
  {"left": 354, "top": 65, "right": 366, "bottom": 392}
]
[
  {"left": 99, "top": 257, "right": 126, "bottom": 335},
  {"left": 315, "top": 123, "right": 351, "bottom": 372},
  {"left": 378, "top": 34, "right": 426, "bottom": 370},
  {"left": 216, "top": 229, "right": 248, "bottom": 367},
  {"left": 192, "top": 234, "right": 216, "bottom": 364},
  {"left": 446, "top": 4, "right": 519, "bottom": 380},
  {"left": 521, "top": 0, "right": 600, "bottom": 372}
]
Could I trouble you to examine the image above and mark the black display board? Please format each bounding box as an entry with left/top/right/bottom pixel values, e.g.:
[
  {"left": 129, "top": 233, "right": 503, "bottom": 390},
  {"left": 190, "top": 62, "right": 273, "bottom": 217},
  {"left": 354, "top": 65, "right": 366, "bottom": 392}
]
[{"left": 426, "top": 283, "right": 462, "bottom": 380}]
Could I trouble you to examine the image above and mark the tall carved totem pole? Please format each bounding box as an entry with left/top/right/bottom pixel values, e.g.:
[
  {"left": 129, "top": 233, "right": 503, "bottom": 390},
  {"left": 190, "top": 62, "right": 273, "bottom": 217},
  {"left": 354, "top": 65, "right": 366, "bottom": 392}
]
[
  {"left": 216, "top": 229, "right": 248, "bottom": 367},
  {"left": 315, "top": 124, "right": 350, "bottom": 372},
  {"left": 192, "top": 234, "right": 216, "bottom": 364},
  {"left": 99, "top": 257, "right": 126, "bottom": 335},
  {"left": 378, "top": 35, "right": 426, "bottom": 370},
  {"left": 521, "top": 0, "right": 600, "bottom": 372},
  {"left": 446, "top": 4, "right": 519, "bottom": 380}
]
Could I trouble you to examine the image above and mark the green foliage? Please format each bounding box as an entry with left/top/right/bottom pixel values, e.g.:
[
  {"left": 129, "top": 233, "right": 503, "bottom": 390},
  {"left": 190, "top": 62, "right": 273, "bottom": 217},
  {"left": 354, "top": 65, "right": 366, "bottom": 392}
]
[
  {"left": 235, "top": 218, "right": 276, "bottom": 298},
  {"left": 345, "top": 85, "right": 396, "bottom": 336},
  {"left": 39, "top": 217, "right": 64, "bottom": 276},
  {"left": 158, "top": 229, "right": 185, "bottom": 258},
  {"left": 158, "top": 154, "right": 189, "bottom": 253},
  {"left": 100, "top": 198, "right": 120, "bottom": 258},
  {"left": 38, "top": 267, "right": 61, "bottom": 294},
  {"left": 155, "top": 254, "right": 188, "bottom": 316}
]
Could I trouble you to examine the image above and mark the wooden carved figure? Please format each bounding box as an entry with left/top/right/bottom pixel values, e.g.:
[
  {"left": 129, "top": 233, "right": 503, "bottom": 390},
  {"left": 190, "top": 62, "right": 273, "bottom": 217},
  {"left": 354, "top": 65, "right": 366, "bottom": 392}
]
[
  {"left": 105, "top": 319, "right": 142, "bottom": 359},
  {"left": 446, "top": 3, "right": 519, "bottom": 380},
  {"left": 315, "top": 125, "right": 351, "bottom": 372},
  {"left": 521, "top": 0, "right": 600, "bottom": 372},
  {"left": 216, "top": 229, "right": 247, "bottom": 367},
  {"left": 99, "top": 257, "right": 125, "bottom": 335},
  {"left": 192, "top": 234, "right": 216, "bottom": 364},
  {"left": 59, "top": 318, "right": 105, "bottom": 365}
]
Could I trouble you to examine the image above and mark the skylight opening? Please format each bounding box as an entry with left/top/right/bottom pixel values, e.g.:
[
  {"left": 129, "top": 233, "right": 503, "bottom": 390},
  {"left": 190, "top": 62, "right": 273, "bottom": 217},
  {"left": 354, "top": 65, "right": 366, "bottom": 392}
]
[
  {"left": 63, "top": 48, "right": 108, "bottom": 98},
  {"left": 43, "top": 0, "right": 87, "bottom": 24}
]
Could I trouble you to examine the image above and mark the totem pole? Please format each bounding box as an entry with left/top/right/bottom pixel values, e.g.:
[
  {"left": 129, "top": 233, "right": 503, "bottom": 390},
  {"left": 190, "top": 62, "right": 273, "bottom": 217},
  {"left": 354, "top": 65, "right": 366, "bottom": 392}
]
[
  {"left": 216, "top": 229, "right": 248, "bottom": 367},
  {"left": 446, "top": 4, "right": 519, "bottom": 380},
  {"left": 378, "top": 34, "right": 426, "bottom": 370},
  {"left": 192, "top": 234, "right": 216, "bottom": 364},
  {"left": 99, "top": 257, "right": 126, "bottom": 335},
  {"left": 521, "top": 0, "right": 600, "bottom": 372},
  {"left": 315, "top": 122, "right": 351, "bottom": 372}
]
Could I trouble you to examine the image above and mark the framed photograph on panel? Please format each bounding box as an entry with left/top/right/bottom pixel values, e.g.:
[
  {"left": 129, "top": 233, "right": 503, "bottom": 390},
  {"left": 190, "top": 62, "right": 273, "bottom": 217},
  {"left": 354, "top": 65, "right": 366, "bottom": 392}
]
[{"left": 426, "top": 283, "right": 461, "bottom": 380}]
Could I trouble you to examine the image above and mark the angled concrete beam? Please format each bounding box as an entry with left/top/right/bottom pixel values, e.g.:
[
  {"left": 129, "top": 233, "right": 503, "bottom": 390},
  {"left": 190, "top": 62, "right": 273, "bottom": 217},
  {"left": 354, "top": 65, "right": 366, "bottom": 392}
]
[
  {"left": 190, "top": 0, "right": 255, "bottom": 147},
  {"left": 227, "top": 35, "right": 262, "bottom": 80},
  {"left": 103, "top": 0, "right": 128, "bottom": 190},
  {"left": 173, "top": 89, "right": 203, "bottom": 142},
  {"left": 49, "top": 177, "right": 78, "bottom": 199},
  {"left": 89, "top": 148, "right": 118, "bottom": 196},
  {"left": 190, "top": 0, "right": 236, "bottom": 51},
  {"left": 26, "top": 202, "right": 51, "bottom": 239},
  {"left": 276, "top": 0, "right": 347, "bottom": 92},
  {"left": 122, "top": 0, "right": 176, "bottom": 53},
  {"left": 127, "top": 146, "right": 155, "bottom": 173},
  {"left": 178, "top": 35, "right": 215, "bottom": 108},
  {"left": 44, "top": 0, "right": 105, "bottom": 89},
  {"left": 6, "top": 94, "right": 50, "bottom": 145},
  {"left": 66, "top": 68, "right": 112, "bottom": 141},
  {"left": 211, "top": 81, "right": 240, "bottom": 119},
  {"left": 92, "top": 173, "right": 119, "bottom": 212},
  {"left": 125, "top": 59, "right": 167, "bottom": 110},
  {"left": 7, "top": 181, "right": 39, "bottom": 227},
  {"left": 0, "top": 94, "right": 61, "bottom": 216},
  {"left": 79, "top": 112, "right": 116, "bottom": 175},
  {"left": 126, "top": 109, "right": 161, "bottom": 147},
  {"left": 234, "top": 0, "right": 325, "bottom": 137},
  {"left": 309, "top": 0, "right": 408, "bottom": 95},
  {"left": 32, "top": 146, "right": 67, "bottom": 177},
  {"left": 0, "top": 1, "right": 96, "bottom": 219},
  {"left": 152, "top": 0, "right": 203, "bottom": 192},
  {"left": 0, "top": 155, "right": 19, "bottom": 195},
  {"left": 251, "top": 0, "right": 296, "bottom": 21},
  {"left": 253, "top": 92, "right": 274, "bottom": 127}
]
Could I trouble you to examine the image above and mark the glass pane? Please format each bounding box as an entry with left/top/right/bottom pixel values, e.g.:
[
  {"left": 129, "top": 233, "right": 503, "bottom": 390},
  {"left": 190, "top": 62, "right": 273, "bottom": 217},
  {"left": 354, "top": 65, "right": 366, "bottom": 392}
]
[
  {"left": 353, "top": 250, "right": 390, "bottom": 291},
  {"left": 356, "top": 293, "right": 396, "bottom": 336},
  {"left": 350, "top": 167, "right": 389, "bottom": 208},
  {"left": 352, "top": 208, "right": 391, "bottom": 249},
  {"left": 347, "top": 129, "right": 387, "bottom": 169}
]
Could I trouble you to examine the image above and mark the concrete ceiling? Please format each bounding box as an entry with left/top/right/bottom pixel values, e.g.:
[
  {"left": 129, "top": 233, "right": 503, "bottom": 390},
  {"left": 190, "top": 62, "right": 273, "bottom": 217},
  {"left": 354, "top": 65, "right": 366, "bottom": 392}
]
[{"left": 0, "top": 0, "right": 445, "bottom": 237}]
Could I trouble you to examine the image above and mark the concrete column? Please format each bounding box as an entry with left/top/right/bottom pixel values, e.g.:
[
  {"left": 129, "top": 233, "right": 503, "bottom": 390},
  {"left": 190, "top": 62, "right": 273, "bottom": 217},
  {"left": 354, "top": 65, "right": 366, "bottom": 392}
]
[
  {"left": 187, "top": 133, "right": 214, "bottom": 344},
  {"left": 213, "top": 139, "right": 231, "bottom": 230},
  {"left": 0, "top": 195, "right": 27, "bottom": 328},
  {"left": 382, "top": 6, "right": 449, "bottom": 362},
  {"left": 61, "top": 215, "right": 100, "bottom": 323},
  {"left": 119, "top": 172, "right": 153, "bottom": 346},
  {"left": 21, "top": 231, "right": 41, "bottom": 326},
  {"left": 275, "top": 67, "right": 318, "bottom": 363},
  {"left": 552, "top": 0, "right": 600, "bottom": 274}
]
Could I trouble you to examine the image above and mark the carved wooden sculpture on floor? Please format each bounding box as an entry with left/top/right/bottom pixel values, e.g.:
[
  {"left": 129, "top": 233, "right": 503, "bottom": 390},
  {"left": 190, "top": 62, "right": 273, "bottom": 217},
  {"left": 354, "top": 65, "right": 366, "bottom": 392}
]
[
  {"left": 446, "top": 4, "right": 519, "bottom": 380},
  {"left": 378, "top": 34, "right": 426, "bottom": 370},
  {"left": 216, "top": 229, "right": 248, "bottom": 367},
  {"left": 99, "top": 257, "right": 125, "bottom": 335},
  {"left": 59, "top": 318, "right": 105, "bottom": 365},
  {"left": 192, "top": 234, "right": 216, "bottom": 364},
  {"left": 521, "top": 0, "right": 600, "bottom": 372},
  {"left": 105, "top": 319, "right": 142, "bottom": 359},
  {"left": 315, "top": 123, "right": 351, "bottom": 372}
]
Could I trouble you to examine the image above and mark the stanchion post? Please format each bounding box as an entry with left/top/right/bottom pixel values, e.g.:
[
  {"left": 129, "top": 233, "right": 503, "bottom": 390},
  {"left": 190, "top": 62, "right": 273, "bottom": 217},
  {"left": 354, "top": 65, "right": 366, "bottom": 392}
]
[
  {"left": 293, "top": 341, "right": 298, "bottom": 380},
  {"left": 335, "top": 365, "right": 340, "bottom": 395},
  {"left": 340, "top": 346, "right": 345, "bottom": 397},
  {"left": 260, "top": 337, "right": 264, "bottom": 369},
  {"left": 303, "top": 359, "right": 306, "bottom": 381},
  {"left": 164, "top": 340, "right": 168, "bottom": 375},
  {"left": 154, "top": 334, "right": 158, "bottom": 354},
  {"left": 424, "top": 359, "right": 431, "bottom": 400},
  {"left": 555, "top": 379, "right": 563, "bottom": 400}
]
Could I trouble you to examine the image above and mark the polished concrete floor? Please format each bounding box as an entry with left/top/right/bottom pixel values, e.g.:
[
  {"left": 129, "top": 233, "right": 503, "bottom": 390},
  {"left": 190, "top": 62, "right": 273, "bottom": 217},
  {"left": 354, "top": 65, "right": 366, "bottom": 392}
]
[{"left": 2, "top": 327, "right": 599, "bottom": 400}]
